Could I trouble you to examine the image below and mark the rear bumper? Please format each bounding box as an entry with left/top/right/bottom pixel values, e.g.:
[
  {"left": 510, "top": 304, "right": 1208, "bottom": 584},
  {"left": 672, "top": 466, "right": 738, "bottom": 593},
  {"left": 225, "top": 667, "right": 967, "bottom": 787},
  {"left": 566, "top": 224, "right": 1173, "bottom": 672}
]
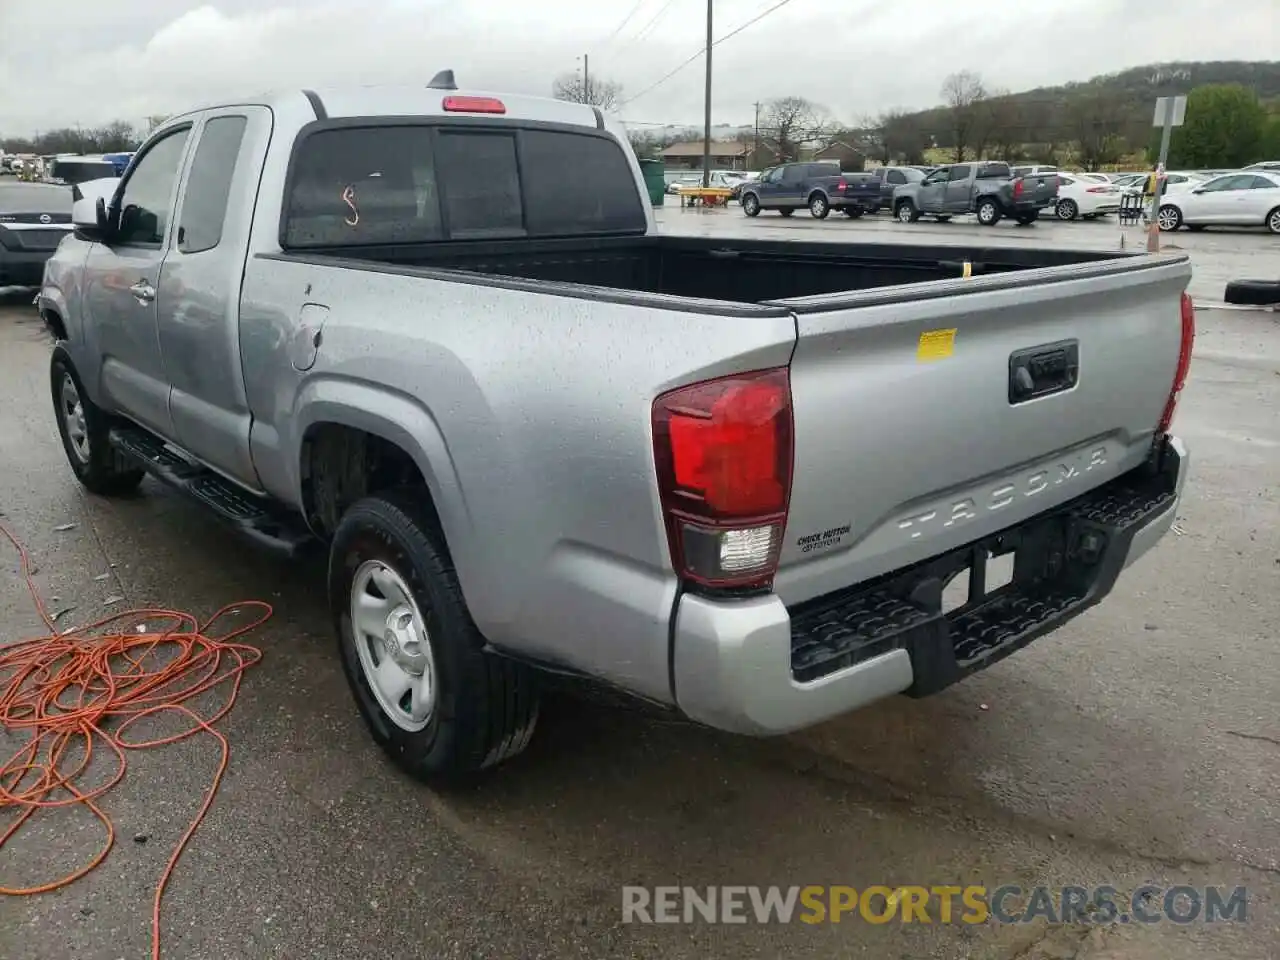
[
  {"left": 0, "top": 248, "right": 51, "bottom": 288},
  {"left": 672, "top": 435, "right": 1188, "bottom": 736}
]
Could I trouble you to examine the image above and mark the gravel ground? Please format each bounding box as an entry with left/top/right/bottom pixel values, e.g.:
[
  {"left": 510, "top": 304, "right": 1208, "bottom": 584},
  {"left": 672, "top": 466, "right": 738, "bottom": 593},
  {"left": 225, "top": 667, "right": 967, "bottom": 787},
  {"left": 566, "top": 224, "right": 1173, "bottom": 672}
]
[{"left": 1, "top": 215, "right": 1277, "bottom": 959}]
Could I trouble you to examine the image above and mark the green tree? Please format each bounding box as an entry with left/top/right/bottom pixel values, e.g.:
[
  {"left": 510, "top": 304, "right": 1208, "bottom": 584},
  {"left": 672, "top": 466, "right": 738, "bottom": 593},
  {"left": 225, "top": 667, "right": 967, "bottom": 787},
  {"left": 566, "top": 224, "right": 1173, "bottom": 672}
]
[{"left": 1153, "top": 84, "right": 1267, "bottom": 167}]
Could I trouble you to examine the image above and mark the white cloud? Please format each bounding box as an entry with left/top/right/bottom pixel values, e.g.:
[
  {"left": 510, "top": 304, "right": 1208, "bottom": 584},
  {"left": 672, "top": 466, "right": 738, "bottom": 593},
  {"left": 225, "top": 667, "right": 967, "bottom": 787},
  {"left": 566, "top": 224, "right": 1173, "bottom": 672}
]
[{"left": 0, "top": 0, "right": 1276, "bottom": 135}]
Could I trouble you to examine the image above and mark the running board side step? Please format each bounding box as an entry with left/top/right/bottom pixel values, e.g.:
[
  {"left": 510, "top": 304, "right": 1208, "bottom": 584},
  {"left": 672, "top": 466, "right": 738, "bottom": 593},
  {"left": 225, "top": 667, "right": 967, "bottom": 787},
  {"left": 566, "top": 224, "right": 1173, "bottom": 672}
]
[{"left": 108, "top": 425, "right": 316, "bottom": 558}]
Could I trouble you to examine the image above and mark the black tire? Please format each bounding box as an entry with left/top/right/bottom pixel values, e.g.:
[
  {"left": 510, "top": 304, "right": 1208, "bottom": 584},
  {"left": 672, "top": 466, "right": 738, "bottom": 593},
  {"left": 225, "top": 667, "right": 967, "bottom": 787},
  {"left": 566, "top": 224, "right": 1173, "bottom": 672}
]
[
  {"left": 1266, "top": 206, "right": 1280, "bottom": 235},
  {"left": 976, "top": 198, "right": 1002, "bottom": 226},
  {"left": 741, "top": 192, "right": 760, "bottom": 217},
  {"left": 50, "top": 350, "right": 145, "bottom": 496},
  {"left": 934, "top": 215, "right": 952, "bottom": 223},
  {"left": 843, "top": 207, "right": 864, "bottom": 219},
  {"left": 330, "top": 489, "right": 539, "bottom": 783},
  {"left": 1223, "top": 279, "right": 1280, "bottom": 307},
  {"left": 1157, "top": 204, "right": 1182, "bottom": 232},
  {"left": 778, "top": 208, "right": 794, "bottom": 217},
  {"left": 895, "top": 200, "right": 920, "bottom": 223},
  {"left": 808, "top": 193, "right": 830, "bottom": 219}
]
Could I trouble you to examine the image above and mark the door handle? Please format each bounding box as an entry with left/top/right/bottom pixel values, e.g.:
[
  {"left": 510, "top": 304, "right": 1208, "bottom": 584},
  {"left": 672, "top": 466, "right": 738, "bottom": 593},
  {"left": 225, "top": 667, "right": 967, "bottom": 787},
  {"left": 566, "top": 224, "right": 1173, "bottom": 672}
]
[{"left": 130, "top": 280, "right": 156, "bottom": 304}]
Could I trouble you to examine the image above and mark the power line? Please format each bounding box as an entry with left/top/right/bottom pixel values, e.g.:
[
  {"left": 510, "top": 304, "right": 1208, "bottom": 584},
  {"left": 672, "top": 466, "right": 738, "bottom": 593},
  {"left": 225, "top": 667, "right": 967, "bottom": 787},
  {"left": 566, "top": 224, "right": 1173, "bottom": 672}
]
[
  {"left": 600, "top": 0, "right": 650, "bottom": 47},
  {"left": 632, "top": 0, "right": 680, "bottom": 42},
  {"left": 619, "top": 0, "right": 799, "bottom": 108}
]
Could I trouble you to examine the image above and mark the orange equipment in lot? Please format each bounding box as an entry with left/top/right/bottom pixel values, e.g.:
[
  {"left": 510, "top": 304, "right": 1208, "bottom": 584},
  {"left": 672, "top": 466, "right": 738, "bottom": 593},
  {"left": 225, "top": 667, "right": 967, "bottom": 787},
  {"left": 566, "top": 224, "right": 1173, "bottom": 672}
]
[{"left": 676, "top": 186, "right": 733, "bottom": 208}]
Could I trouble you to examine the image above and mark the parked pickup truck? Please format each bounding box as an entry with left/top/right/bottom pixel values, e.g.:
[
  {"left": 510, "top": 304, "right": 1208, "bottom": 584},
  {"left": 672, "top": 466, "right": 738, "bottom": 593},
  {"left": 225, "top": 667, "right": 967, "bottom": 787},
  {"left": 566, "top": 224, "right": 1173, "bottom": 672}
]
[
  {"left": 868, "top": 165, "right": 926, "bottom": 212},
  {"left": 39, "top": 76, "right": 1194, "bottom": 783},
  {"left": 894, "top": 161, "right": 1058, "bottom": 226},
  {"left": 740, "top": 161, "right": 881, "bottom": 219}
]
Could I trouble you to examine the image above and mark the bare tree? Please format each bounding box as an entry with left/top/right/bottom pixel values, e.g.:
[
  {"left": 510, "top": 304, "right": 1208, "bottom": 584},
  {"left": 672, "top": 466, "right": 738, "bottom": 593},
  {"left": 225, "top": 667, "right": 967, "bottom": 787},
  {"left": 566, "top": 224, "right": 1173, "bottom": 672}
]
[
  {"left": 984, "top": 91, "right": 1025, "bottom": 161},
  {"left": 941, "top": 70, "right": 987, "bottom": 161},
  {"left": 760, "top": 96, "right": 830, "bottom": 163},
  {"left": 879, "top": 109, "right": 930, "bottom": 165},
  {"left": 1067, "top": 90, "right": 1131, "bottom": 170},
  {"left": 552, "top": 73, "right": 623, "bottom": 111}
]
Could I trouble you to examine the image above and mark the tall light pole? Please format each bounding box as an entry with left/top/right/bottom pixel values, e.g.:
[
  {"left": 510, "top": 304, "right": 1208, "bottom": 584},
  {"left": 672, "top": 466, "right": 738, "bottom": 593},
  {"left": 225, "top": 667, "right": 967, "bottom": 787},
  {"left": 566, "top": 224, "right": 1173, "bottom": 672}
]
[{"left": 701, "top": 0, "right": 712, "bottom": 187}]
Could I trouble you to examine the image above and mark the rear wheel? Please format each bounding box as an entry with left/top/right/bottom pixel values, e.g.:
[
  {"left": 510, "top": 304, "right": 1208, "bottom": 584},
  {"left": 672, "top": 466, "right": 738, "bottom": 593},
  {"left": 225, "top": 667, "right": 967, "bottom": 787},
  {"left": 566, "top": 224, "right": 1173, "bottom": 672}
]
[
  {"left": 50, "top": 353, "right": 144, "bottom": 496},
  {"left": 976, "top": 198, "right": 1001, "bottom": 226},
  {"left": 741, "top": 193, "right": 760, "bottom": 217},
  {"left": 808, "top": 193, "right": 830, "bottom": 219},
  {"left": 895, "top": 200, "right": 920, "bottom": 223},
  {"left": 331, "top": 489, "right": 539, "bottom": 783}
]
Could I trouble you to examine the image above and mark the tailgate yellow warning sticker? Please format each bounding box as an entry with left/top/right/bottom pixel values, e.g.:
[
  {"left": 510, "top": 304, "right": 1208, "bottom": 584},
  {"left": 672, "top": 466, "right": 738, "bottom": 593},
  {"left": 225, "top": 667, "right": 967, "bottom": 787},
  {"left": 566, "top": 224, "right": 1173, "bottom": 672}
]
[{"left": 917, "top": 328, "right": 957, "bottom": 362}]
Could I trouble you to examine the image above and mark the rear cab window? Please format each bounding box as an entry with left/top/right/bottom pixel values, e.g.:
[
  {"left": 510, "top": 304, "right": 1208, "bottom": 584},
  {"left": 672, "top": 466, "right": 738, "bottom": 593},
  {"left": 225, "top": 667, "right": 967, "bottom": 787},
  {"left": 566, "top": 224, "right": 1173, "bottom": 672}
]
[{"left": 282, "top": 121, "right": 646, "bottom": 248}]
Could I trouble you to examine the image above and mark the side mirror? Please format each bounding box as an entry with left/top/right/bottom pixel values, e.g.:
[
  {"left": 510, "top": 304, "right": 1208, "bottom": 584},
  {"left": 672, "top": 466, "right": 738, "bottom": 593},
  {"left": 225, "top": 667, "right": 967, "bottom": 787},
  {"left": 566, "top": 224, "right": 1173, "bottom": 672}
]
[{"left": 71, "top": 196, "right": 112, "bottom": 243}]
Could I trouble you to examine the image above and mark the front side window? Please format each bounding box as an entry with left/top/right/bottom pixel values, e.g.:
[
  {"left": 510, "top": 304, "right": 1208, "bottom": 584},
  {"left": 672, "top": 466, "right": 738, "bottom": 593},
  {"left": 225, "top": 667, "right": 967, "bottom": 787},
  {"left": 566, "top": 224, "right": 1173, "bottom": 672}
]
[{"left": 115, "top": 128, "right": 190, "bottom": 246}]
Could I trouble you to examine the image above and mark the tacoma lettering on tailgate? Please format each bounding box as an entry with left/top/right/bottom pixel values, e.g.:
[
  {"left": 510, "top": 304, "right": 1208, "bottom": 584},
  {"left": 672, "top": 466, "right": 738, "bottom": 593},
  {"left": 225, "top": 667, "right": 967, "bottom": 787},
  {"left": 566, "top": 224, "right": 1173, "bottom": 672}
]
[{"left": 896, "top": 446, "right": 1108, "bottom": 541}]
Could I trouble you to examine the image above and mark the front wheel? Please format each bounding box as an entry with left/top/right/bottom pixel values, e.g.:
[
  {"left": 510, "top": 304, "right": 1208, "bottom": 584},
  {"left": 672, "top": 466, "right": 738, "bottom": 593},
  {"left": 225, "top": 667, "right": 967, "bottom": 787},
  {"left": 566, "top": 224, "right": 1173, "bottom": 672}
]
[
  {"left": 976, "top": 199, "right": 1002, "bottom": 226},
  {"left": 1157, "top": 205, "right": 1182, "bottom": 232},
  {"left": 330, "top": 489, "right": 540, "bottom": 783},
  {"left": 808, "top": 193, "right": 830, "bottom": 219},
  {"left": 741, "top": 193, "right": 760, "bottom": 217},
  {"left": 1266, "top": 206, "right": 1280, "bottom": 235},
  {"left": 896, "top": 200, "right": 920, "bottom": 223},
  {"left": 50, "top": 352, "right": 145, "bottom": 496}
]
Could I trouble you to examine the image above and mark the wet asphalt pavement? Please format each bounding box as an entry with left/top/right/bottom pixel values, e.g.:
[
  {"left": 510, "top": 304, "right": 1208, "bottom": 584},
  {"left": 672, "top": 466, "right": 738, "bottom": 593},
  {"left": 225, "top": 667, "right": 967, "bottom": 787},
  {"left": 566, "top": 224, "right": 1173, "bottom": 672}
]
[{"left": 1, "top": 215, "right": 1278, "bottom": 960}]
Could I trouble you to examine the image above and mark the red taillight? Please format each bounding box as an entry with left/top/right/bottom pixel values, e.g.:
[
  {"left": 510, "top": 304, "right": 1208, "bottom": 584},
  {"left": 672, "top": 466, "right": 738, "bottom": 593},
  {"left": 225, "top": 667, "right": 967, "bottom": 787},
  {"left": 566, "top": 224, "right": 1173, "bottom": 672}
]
[
  {"left": 1086, "top": 186, "right": 1108, "bottom": 193},
  {"left": 1013, "top": 179, "right": 1024, "bottom": 198},
  {"left": 653, "top": 368, "right": 793, "bottom": 589},
  {"left": 1157, "top": 293, "right": 1196, "bottom": 435},
  {"left": 441, "top": 96, "right": 506, "bottom": 114},
  {"left": 837, "top": 180, "right": 848, "bottom": 193}
]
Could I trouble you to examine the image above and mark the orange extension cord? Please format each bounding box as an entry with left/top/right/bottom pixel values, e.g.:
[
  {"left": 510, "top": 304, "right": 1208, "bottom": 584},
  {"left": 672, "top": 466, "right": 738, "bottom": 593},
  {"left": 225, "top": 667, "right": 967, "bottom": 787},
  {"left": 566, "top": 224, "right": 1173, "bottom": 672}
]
[{"left": 0, "top": 519, "right": 269, "bottom": 960}]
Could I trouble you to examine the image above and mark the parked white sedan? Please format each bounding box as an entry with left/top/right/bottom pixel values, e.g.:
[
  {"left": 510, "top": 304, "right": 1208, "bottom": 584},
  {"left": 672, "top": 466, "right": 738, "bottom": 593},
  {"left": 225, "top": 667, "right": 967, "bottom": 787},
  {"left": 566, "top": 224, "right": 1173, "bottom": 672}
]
[
  {"left": 1052, "top": 173, "right": 1122, "bottom": 220},
  {"left": 1157, "top": 171, "right": 1280, "bottom": 233}
]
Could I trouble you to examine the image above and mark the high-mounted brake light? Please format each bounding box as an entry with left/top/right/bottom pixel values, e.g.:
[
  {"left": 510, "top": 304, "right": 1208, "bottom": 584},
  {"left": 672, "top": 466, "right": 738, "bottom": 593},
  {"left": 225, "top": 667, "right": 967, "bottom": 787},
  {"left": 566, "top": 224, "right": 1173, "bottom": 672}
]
[
  {"left": 652, "top": 368, "right": 793, "bottom": 590},
  {"left": 442, "top": 96, "right": 506, "bottom": 115},
  {"left": 1157, "top": 292, "right": 1196, "bottom": 435}
]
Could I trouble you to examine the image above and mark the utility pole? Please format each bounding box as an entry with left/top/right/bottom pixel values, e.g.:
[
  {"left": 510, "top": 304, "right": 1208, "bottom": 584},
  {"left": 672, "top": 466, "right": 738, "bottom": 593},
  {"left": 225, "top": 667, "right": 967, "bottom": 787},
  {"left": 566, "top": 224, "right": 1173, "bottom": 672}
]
[
  {"left": 753, "top": 101, "right": 761, "bottom": 170},
  {"left": 701, "top": 0, "right": 713, "bottom": 187},
  {"left": 582, "top": 54, "right": 590, "bottom": 105}
]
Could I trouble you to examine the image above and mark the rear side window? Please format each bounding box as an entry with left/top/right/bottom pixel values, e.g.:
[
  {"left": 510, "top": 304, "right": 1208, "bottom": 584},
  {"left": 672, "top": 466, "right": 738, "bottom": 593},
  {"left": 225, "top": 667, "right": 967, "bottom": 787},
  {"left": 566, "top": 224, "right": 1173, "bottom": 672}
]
[
  {"left": 949, "top": 165, "right": 971, "bottom": 180},
  {"left": 283, "top": 123, "right": 646, "bottom": 248},
  {"left": 887, "top": 170, "right": 906, "bottom": 185},
  {"left": 179, "top": 116, "right": 248, "bottom": 254},
  {"left": 977, "top": 163, "right": 1010, "bottom": 179}
]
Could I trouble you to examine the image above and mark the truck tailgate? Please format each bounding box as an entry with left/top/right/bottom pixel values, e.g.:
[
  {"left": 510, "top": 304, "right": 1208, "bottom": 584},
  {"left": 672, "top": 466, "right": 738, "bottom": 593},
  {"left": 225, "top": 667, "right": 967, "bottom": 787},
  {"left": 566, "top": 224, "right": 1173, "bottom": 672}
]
[
  {"left": 774, "top": 256, "right": 1190, "bottom": 607},
  {"left": 1019, "top": 172, "right": 1059, "bottom": 205}
]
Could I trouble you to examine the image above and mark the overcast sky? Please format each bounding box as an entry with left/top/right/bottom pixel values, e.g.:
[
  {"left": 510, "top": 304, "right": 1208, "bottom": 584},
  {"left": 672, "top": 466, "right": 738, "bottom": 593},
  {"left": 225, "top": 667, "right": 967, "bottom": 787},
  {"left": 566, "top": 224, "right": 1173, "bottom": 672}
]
[{"left": 1, "top": 0, "right": 1275, "bottom": 135}]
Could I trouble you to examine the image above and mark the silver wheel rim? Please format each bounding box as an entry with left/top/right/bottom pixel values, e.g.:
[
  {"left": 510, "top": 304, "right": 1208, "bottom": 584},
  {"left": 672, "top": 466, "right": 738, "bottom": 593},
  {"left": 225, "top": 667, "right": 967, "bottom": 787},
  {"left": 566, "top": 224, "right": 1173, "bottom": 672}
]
[
  {"left": 898, "top": 204, "right": 912, "bottom": 222},
  {"left": 1269, "top": 210, "right": 1280, "bottom": 233},
  {"left": 1057, "top": 201, "right": 1075, "bottom": 220},
  {"left": 744, "top": 195, "right": 757, "bottom": 214},
  {"left": 350, "top": 560, "right": 436, "bottom": 733},
  {"left": 980, "top": 203, "right": 996, "bottom": 223},
  {"left": 60, "top": 374, "right": 90, "bottom": 464},
  {"left": 812, "top": 197, "right": 826, "bottom": 215},
  {"left": 1158, "top": 208, "right": 1178, "bottom": 230}
]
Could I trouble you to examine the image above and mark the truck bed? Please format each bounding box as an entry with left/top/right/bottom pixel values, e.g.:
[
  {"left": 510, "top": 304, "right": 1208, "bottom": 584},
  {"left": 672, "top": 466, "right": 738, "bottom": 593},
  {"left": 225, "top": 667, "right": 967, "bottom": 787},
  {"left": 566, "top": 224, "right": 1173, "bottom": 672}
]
[{"left": 288, "top": 235, "right": 1130, "bottom": 307}]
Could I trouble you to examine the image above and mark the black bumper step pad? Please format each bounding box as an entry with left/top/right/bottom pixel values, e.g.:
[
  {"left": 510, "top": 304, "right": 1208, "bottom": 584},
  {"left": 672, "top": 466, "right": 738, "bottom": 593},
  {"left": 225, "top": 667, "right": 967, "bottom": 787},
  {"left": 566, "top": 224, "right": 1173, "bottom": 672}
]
[{"left": 788, "top": 445, "right": 1181, "bottom": 693}]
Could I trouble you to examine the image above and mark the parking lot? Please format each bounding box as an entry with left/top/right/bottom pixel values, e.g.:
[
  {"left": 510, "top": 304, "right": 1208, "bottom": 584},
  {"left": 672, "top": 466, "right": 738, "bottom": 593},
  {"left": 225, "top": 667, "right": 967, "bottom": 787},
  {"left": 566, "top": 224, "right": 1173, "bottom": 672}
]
[{"left": 1, "top": 211, "right": 1278, "bottom": 960}]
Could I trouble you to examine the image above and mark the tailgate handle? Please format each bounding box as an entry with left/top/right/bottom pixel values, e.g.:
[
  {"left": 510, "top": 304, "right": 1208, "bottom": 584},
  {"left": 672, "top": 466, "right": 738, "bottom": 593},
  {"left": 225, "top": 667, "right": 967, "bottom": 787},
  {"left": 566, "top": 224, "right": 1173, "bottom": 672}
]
[{"left": 1009, "top": 339, "right": 1078, "bottom": 404}]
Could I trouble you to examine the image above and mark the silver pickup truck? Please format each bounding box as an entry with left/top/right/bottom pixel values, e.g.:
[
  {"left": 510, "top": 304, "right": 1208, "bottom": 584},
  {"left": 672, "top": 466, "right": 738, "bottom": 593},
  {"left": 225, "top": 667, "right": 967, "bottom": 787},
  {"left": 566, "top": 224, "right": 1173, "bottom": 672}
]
[{"left": 38, "top": 75, "right": 1195, "bottom": 783}]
